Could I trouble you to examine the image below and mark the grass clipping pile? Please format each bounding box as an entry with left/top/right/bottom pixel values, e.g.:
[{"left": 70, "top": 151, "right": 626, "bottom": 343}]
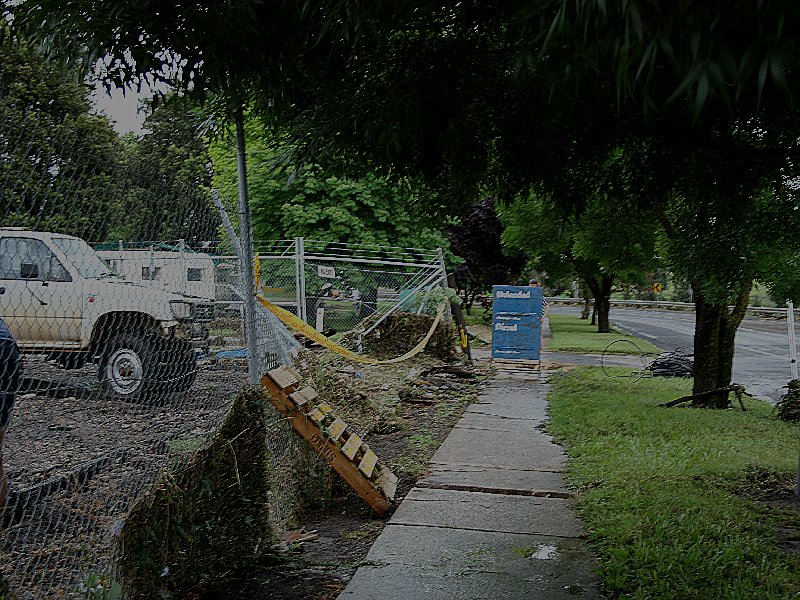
[
  {"left": 355, "top": 311, "right": 456, "bottom": 362},
  {"left": 112, "top": 390, "right": 276, "bottom": 599}
]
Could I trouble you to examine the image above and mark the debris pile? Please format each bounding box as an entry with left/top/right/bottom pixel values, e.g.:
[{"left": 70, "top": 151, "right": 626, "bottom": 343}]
[
  {"left": 398, "top": 366, "right": 478, "bottom": 406},
  {"left": 113, "top": 390, "right": 275, "bottom": 599},
  {"left": 646, "top": 350, "right": 694, "bottom": 377},
  {"left": 359, "top": 312, "right": 456, "bottom": 361}
]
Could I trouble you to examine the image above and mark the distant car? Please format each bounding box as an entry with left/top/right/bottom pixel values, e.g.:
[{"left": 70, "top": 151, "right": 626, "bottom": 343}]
[{"left": 0, "top": 229, "right": 214, "bottom": 399}]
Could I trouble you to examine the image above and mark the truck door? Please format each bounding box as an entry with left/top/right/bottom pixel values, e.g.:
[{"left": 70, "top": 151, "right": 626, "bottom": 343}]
[{"left": 0, "top": 237, "right": 82, "bottom": 347}]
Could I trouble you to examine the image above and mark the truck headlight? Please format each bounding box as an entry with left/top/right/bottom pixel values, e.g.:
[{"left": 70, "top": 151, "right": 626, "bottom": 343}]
[{"left": 170, "top": 300, "right": 192, "bottom": 320}]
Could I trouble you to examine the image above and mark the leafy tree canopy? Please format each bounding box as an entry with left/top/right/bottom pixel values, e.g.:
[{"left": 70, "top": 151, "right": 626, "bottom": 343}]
[
  {"left": 209, "top": 121, "right": 451, "bottom": 253},
  {"left": 502, "top": 190, "right": 659, "bottom": 331},
  {"left": 112, "top": 98, "right": 220, "bottom": 243},
  {"left": 0, "top": 29, "right": 126, "bottom": 240},
  {"left": 448, "top": 197, "right": 527, "bottom": 309}
]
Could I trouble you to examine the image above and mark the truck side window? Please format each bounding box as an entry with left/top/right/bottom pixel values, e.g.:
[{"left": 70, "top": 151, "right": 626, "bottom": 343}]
[
  {"left": 187, "top": 268, "right": 203, "bottom": 282},
  {"left": 0, "top": 238, "right": 71, "bottom": 282},
  {"left": 142, "top": 266, "right": 162, "bottom": 281}
]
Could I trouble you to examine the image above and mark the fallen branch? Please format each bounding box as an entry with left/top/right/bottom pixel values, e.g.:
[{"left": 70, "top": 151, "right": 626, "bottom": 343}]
[{"left": 659, "top": 384, "right": 750, "bottom": 410}]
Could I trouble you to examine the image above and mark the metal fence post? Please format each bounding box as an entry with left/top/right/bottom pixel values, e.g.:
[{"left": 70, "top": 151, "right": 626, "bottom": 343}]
[
  {"left": 792, "top": 301, "right": 800, "bottom": 500},
  {"left": 789, "top": 300, "right": 798, "bottom": 380},
  {"left": 436, "top": 247, "right": 448, "bottom": 291},
  {"left": 298, "top": 237, "right": 307, "bottom": 322},
  {"left": 178, "top": 238, "right": 186, "bottom": 295},
  {"left": 235, "top": 108, "right": 261, "bottom": 386}
]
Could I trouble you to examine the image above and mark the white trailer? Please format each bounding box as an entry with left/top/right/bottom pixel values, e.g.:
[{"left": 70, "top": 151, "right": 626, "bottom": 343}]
[{"left": 96, "top": 246, "right": 216, "bottom": 300}]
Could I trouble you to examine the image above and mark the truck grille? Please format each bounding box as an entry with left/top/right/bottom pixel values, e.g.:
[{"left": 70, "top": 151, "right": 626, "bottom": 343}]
[{"left": 193, "top": 303, "right": 215, "bottom": 322}]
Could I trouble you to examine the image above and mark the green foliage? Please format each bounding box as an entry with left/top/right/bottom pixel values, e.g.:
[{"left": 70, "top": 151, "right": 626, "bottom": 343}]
[
  {"left": 79, "top": 574, "right": 122, "bottom": 600},
  {"left": 111, "top": 98, "right": 220, "bottom": 243},
  {"left": 548, "top": 314, "right": 661, "bottom": 355},
  {"left": 659, "top": 187, "right": 800, "bottom": 306},
  {"left": 503, "top": 192, "right": 658, "bottom": 283},
  {"left": 548, "top": 368, "right": 800, "bottom": 599},
  {"left": 548, "top": 0, "right": 800, "bottom": 117},
  {"left": 7, "top": 1, "right": 419, "bottom": 124},
  {"left": 502, "top": 190, "right": 659, "bottom": 332},
  {"left": 210, "top": 122, "right": 451, "bottom": 251},
  {"left": 0, "top": 33, "right": 126, "bottom": 240}
]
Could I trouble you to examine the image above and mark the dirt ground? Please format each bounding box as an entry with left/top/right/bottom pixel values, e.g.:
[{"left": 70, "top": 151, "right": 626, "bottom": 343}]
[
  {"left": 1, "top": 354, "right": 246, "bottom": 598},
  {"left": 736, "top": 468, "right": 800, "bottom": 556},
  {"left": 1, "top": 340, "right": 486, "bottom": 599}
]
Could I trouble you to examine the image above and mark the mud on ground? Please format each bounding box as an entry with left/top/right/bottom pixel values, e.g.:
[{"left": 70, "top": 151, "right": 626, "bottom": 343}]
[{"left": 1, "top": 355, "right": 245, "bottom": 598}]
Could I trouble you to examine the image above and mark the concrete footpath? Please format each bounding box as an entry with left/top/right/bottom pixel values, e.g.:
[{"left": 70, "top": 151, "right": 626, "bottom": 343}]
[{"left": 339, "top": 366, "right": 602, "bottom": 600}]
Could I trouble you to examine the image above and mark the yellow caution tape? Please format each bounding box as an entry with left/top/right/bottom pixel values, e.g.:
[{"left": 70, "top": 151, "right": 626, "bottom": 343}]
[
  {"left": 457, "top": 324, "right": 469, "bottom": 350},
  {"left": 256, "top": 294, "right": 446, "bottom": 364}
]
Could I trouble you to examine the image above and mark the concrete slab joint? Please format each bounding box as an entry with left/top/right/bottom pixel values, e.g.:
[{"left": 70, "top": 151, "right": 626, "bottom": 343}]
[{"left": 340, "top": 373, "right": 602, "bottom": 599}]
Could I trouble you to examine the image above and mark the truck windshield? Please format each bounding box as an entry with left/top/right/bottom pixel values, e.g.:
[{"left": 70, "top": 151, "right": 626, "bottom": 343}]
[{"left": 51, "top": 237, "right": 115, "bottom": 279}]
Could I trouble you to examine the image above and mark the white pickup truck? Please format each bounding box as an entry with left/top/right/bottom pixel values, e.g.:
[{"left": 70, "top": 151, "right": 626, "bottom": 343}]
[{"left": 0, "top": 229, "right": 214, "bottom": 399}]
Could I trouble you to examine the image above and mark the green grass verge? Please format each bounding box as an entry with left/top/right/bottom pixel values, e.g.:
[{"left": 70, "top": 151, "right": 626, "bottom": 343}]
[
  {"left": 548, "top": 367, "right": 800, "bottom": 599},
  {"left": 548, "top": 313, "right": 662, "bottom": 354},
  {"left": 462, "top": 310, "right": 492, "bottom": 326}
]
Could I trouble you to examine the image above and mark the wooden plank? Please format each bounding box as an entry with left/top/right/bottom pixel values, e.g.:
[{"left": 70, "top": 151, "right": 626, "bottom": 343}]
[
  {"left": 289, "top": 386, "right": 318, "bottom": 409},
  {"left": 267, "top": 366, "right": 301, "bottom": 390},
  {"left": 325, "top": 418, "right": 348, "bottom": 442},
  {"left": 493, "top": 358, "right": 542, "bottom": 376},
  {"left": 358, "top": 449, "right": 378, "bottom": 478},
  {"left": 307, "top": 401, "right": 334, "bottom": 425},
  {"left": 260, "top": 374, "right": 393, "bottom": 515},
  {"left": 341, "top": 433, "right": 363, "bottom": 460},
  {"left": 493, "top": 359, "right": 540, "bottom": 367},
  {"left": 375, "top": 466, "right": 398, "bottom": 501}
]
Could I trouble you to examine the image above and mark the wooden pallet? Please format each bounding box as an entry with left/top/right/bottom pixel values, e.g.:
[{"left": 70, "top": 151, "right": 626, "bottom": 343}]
[
  {"left": 492, "top": 358, "right": 543, "bottom": 376},
  {"left": 261, "top": 366, "right": 398, "bottom": 514}
]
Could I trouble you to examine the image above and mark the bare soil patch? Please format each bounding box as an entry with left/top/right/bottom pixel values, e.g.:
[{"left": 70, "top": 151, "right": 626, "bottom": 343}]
[
  {"left": 736, "top": 468, "right": 800, "bottom": 556},
  {"left": 1, "top": 355, "right": 244, "bottom": 597}
]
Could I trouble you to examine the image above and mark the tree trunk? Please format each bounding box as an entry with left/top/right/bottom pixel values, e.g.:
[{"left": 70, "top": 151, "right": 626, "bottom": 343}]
[
  {"left": 580, "top": 283, "right": 592, "bottom": 319},
  {"left": 581, "top": 297, "right": 591, "bottom": 320},
  {"left": 586, "top": 275, "right": 614, "bottom": 333},
  {"left": 464, "top": 290, "right": 474, "bottom": 312},
  {"left": 691, "top": 282, "right": 751, "bottom": 408}
]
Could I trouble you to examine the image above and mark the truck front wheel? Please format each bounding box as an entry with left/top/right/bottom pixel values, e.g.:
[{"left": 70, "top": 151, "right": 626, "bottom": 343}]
[
  {"left": 99, "top": 335, "right": 158, "bottom": 399},
  {"left": 156, "top": 338, "right": 197, "bottom": 393}
]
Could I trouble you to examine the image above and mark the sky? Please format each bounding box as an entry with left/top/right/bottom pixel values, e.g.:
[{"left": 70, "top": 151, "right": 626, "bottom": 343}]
[{"left": 91, "top": 83, "right": 147, "bottom": 135}]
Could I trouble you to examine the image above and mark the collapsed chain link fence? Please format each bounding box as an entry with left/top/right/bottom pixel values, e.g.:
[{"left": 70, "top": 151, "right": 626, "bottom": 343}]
[{"left": 0, "top": 99, "right": 448, "bottom": 597}]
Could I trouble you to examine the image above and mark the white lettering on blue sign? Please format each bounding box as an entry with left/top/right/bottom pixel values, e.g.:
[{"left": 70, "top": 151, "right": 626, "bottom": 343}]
[
  {"left": 495, "top": 323, "right": 518, "bottom": 331},
  {"left": 495, "top": 290, "right": 531, "bottom": 299}
]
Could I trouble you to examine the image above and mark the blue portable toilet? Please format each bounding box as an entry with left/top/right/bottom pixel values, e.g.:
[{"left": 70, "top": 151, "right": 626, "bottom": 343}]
[{"left": 491, "top": 285, "right": 542, "bottom": 363}]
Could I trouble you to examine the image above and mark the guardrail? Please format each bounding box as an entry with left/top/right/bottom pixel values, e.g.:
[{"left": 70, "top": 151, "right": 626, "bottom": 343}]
[{"left": 545, "top": 297, "right": 799, "bottom": 316}]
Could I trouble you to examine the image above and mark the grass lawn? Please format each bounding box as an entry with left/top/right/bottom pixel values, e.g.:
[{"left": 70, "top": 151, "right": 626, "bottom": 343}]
[
  {"left": 461, "top": 309, "right": 492, "bottom": 327},
  {"left": 548, "top": 313, "right": 662, "bottom": 355},
  {"left": 548, "top": 368, "right": 800, "bottom": 599}
]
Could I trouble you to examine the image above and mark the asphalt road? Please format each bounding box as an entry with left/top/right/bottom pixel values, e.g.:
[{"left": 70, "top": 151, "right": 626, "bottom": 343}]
[{"left": 551, "top": 304, "right": 798, "bottom": 402}]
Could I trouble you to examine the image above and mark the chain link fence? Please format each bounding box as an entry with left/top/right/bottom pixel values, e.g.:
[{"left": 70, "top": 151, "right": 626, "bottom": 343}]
[
  {"left": 0, "top": 100, "right": 307, "bottom": 598},
  {"left": 0, "top": 99, "right": 450, "bottom": 597}
]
